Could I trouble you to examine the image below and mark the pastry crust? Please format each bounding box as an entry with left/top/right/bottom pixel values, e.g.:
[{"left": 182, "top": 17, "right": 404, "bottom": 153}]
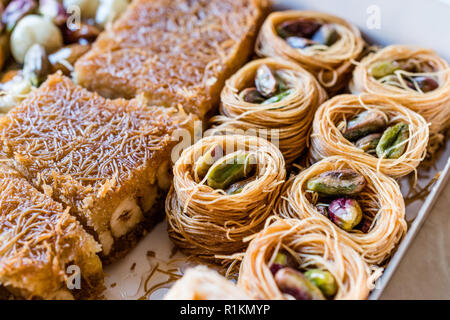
[
  {"left": 256, "top": 10, "right": 364, "bottom": 94},
  {"left": 275, "top": 156, "right": 407, "bottom": 265},
  {"left": 208, "top": 58, "right": 327, "bottom": 163},
  {"left": 238, "top": 218, "right": 378, "bottom": 300},
  {"left": 74, "top": 0, "right": 269, "bottom": 118},
  {"left": 164, "top": 266, "right": 250, "bottom": 300},
  {"left": 0, "top": 74, "right": 194, "bottom": 260},
  {"left": 350, "top": 45, "right": 450, "bottom": 135},
  {"left": 309, "top": 94, "right": 429, "bottom": 178},
  {"left": 0, "top": 165, "right": 103, "bottom": 300}
]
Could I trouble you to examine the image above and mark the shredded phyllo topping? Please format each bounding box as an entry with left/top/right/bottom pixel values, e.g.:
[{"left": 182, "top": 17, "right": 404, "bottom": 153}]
[
  {"left": 0, "top": 165, "right": 101, "bottom": 299},
  {"left": 75, "top": 0, "right": 267, "bottom": 116},
  {"left": 0, "top": 74, "right": 189, "bottom": 201}
]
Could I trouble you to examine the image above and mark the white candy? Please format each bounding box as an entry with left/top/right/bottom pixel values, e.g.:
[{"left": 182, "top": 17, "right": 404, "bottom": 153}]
[
  {"left": 10, "top": 15, "right": 63, "bottom": 64},
  {"left": 0, "top": 77, "right": 32, "bottom": 113}
]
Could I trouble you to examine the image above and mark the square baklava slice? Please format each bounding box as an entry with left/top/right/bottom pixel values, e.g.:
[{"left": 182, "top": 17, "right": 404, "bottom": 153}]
[
  {"left": 74, "top": 0, "right": 268, "bottom": 118},
  {"left": 0, "top": 74, "right": 194, "bottom": 260},
  {"left": 0, "top": 164, "right": 103, "bottom": 299}
]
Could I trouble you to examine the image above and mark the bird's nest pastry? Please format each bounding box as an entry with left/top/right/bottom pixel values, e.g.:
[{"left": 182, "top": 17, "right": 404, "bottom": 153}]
[
  {"left": 238, "top": 217, "right": 379, "bottom": 300},
  {"left": 207, "top": 58, "right": 327, "bottom": 163},
  {"left": 256, "top": 10, "right": 364, "bottom": 93},
  {"left": 275, "top": 156, "right": 407, "bottom": 265},
  {"left": 166, "top": 135, "right": 286, "bottom": 260},
  {"left": 350, "top": 45, "right": 450, "bottom": 137},
  {"left": 309, "top": 94, "right": 429, "bottom": 178}
]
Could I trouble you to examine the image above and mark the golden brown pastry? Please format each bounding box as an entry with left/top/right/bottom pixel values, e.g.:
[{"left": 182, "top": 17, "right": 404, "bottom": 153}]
[
  {"left": 309, "top": 94, "right": 429, "bottom": 178},
  {"left": 208, "top": 58, "right": 327, "bottom": 163},
  {"left": 238, "top": 218, "right": 379, "bottom": 300},
  {"left": 351, "top": 45, "right": 450, "bottom": 137},
  {"left": 275, "top": 156, "right": 407, "bottom": 265},
  {"left": 166, "top": 134, "right": 286, "bottom": 260},
  {"left": 256, "top": 10, "right": 364, "bottom": 94},
  {"left": 164, "top": 266, "right": 251, "bottom": 300},
  {"left": 74, "top": 0, "right": 269, "bottom": 118}
]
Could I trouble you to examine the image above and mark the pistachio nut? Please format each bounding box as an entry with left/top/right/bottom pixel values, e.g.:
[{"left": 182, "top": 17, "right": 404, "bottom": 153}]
[
  {"left": 276, "top": 18, "right": 321, "bottom": 39},
  {"left": 225, "top": 176, "right": 256, "bottom": 195},
  {"left": 274, "top": 267, "right": 325, "bottom": 300},
  {"left": 407, "top": 76, "right": 439, "bottom": 93},
  {"left": 194, "top": 144, "right": 224, "bottom": 180},
  {"left": 306, "top": 169, "right": 366, "bottom": 196},
  {"left": 328, "top": 197, "right": 363, "bottom": 231},
  {"left": 269, "top": 251, "right": 298, "bottom": 275},
  {"left": 261, "top": 88, "right": 293, "bottom": 105},
  {"left": 255, "top": 64, "right": 278, "bottom": 98},
  {"left": 304, "top": 269, "right": 338, "bottom": 298},
  {"left": 354, "top": 133, "right": 382, "bottom": 155},
  {"left": 206, "top": 152, "right": 256, "bottom": 190},
  {"left": 369, "top": 60, "right": 400, "bottom": 79},
  {"left": 342, "top": 110, "right": 387, "bottom": 141},
  {"left": 376, "top": 122, "right": 409, "bottom": 159}
]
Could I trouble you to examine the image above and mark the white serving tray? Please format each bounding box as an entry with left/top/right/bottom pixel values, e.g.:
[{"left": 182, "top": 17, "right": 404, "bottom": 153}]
[{"left": 103, "top": 0, "right": 450, "bottom": 300}]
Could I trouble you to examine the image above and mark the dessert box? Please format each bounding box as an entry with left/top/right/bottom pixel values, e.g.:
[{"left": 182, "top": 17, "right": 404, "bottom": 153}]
[{"left": 102, "top": 0, "right": 450, "bottom": 300}]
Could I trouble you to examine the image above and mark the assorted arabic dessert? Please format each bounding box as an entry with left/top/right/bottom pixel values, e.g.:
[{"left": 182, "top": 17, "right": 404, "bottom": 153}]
[
  {"left": 309, "top": 94, "right": 429, "bottom": 178},
  {"left": 238, "top": 218, "right": 377, "bottom": 300},
  {"left": 0, "top": 164, "right": 103, "bottom": 299},
  {"left": 0, "top": 0, "right": 126, "bottom": 114},
  {"left": 0, "top": 0, "right": 448, "bottom": 300},
  {"left": 0, "top": 74, "right": 194, "bottom": 262},
  {"left": 256, "top": 10, "right": 365, "bottom": 94},
  {"left": 208, "top": 58, "right": 327, "bottom": 163},
  {"left": 74, "top": 0, "right": 269, "bottom": 118},
  {"left": 166, "top": 134, "right": 286, "bottom": 260},
  {"left": 164, "top": 266, "right": 251, "bottom": 300}
]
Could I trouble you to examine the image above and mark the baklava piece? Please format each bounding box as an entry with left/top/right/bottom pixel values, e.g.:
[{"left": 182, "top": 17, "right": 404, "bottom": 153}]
[
  {"left": 74, "top": 0, "right": 268, "bottom": 118},
  {"left": 0, "top": 74, "right": 194, "bottom": 261},
  {"left": 0, "top": 165, "right": 103, "bottom": 300}
]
